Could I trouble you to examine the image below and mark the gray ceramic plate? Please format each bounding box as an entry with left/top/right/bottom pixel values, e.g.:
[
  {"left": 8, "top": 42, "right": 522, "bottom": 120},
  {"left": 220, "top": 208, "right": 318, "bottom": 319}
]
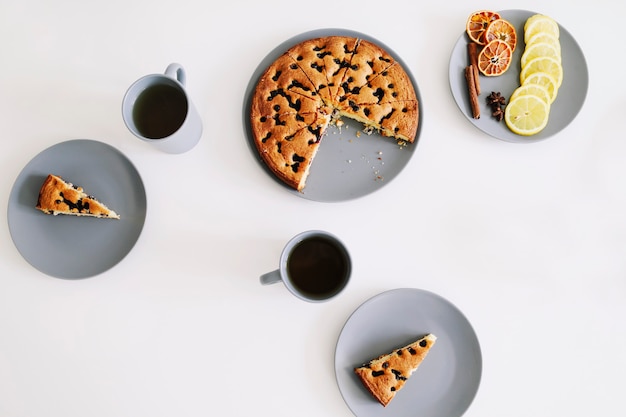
[
  {"left": 335, "top": 288, "right": 482, "bottom": 417},
  {"left": 243, "top": 29, "right": 422, "bottom": 202},
  {"left": 7, "top": 139, "right": 147, "bottom": 279},
  {"left": 449, "top": 9, "right": 588, "bottom": 142}
]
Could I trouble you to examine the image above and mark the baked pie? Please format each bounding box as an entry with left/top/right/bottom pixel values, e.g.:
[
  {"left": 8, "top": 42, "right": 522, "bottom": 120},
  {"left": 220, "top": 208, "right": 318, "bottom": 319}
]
[
  {"left": 36, "top": 174, "right": 120, "bottom": 219},
  {"left": 354, "top": 334, "right": 436, "bottom": 407},
  {"left": 250, "top": 35, "right": 419, "bottom": 191}
]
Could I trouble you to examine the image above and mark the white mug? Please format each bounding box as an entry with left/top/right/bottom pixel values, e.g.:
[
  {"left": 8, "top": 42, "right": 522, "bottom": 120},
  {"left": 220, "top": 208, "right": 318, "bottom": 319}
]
[{"left": 122, "top": 63, "right": 202, "bottom": 154}]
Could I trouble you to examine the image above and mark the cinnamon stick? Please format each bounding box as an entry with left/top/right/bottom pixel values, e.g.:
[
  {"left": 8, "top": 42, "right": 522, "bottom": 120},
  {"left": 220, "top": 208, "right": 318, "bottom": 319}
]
[
  {"left": 467, "top": 43, "right": 481, "bottom": 95},
  {"left": 465, "top": 65, "right": 480, "bottom": 119}
]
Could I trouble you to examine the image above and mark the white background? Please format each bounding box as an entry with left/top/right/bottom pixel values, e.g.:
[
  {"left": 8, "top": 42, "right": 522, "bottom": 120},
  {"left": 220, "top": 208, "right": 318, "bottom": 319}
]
[{"left": 1, "top": 1, "right": 625, "bottom": 416}]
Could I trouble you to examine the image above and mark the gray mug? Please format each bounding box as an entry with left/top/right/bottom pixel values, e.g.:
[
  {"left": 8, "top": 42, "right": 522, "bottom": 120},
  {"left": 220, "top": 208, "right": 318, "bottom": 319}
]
[
  {"left": 260, "top": 230, "right": 351, "bottom": 302},
  {"left": 122, "top": 63, "right": 202, "bottom": 154}
]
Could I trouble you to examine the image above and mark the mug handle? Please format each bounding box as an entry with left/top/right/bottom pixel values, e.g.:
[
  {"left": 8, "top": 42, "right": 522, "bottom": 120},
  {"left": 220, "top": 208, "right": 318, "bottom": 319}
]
[
  {"left": 260, "top": 269, "right": 282, "bottom": 285},
  {"left": 165, "top": 63, "right": 186, "bottom": 86}
]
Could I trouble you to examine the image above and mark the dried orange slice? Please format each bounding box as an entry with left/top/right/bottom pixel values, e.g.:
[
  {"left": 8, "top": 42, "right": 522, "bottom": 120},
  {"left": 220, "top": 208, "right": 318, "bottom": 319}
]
[
  {"left": 477, "top": 40, "right": 513, "bottom": 76},
  {"left": 484, "top": 18, "right": 517, "bottom": 52},
  {"left": 466, "top": 10, "right": 501, "bottom": 45}
]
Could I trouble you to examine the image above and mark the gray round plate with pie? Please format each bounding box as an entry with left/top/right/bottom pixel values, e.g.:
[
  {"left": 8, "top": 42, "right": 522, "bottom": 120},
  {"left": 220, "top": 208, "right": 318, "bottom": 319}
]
[
  {"left": 7, "top": 139, "right": 147, "bottom": 279},
  {"left": 449, "top": 9, "right": 588, "bottom": 142},
  {"left": 243, "top": 28, "right": 423, "bottom": 202},
  {"left": 335, "top": 288, "right": 482, "bottom": 417}
]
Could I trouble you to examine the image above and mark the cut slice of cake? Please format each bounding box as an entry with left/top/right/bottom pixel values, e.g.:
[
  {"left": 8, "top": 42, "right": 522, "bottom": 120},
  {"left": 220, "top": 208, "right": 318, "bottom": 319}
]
[
  {"left": 336, "top": 39, "right": 395, "bottom": 99},
  {"left": 36, "top": 174, "right": 120, "bottom": 219},
  {"left": 254, "top": 110, "right": 332, "bottom": 191},
  {"left": 255, "top": 52, "right": 323, "bottom": 104},
  {"left": 354, "top": 333, "right": 436, "bottom": 407},
  {"left": 339, "top": 100, "right": 419, "bottom": 143},
  {"left": 287, "top": 36, "right": 359, "bottom": 104}
]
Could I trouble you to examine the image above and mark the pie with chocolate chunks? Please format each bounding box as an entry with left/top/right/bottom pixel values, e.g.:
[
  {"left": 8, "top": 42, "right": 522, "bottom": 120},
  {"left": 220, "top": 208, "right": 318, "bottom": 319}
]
[
  {"left": 354, "top": 333, "right": 436, "bottom": 407},
  {"left": 36, "top": 174, "right": 120, "bottom": 219},
  {"left": 250, "top": 35, "right": 419, "bottom": 191}
]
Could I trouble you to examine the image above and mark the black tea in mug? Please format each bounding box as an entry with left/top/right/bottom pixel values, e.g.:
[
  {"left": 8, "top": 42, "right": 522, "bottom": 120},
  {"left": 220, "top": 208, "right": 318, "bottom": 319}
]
[
  {"left": 260, "top": 230, "right": 351, "bottom": 302},
  {"left": 132, "top": 84, "right": 188, "bottom": 139},
  {"left": 287, "top": 236, "right": 350, "bottom": 300}
]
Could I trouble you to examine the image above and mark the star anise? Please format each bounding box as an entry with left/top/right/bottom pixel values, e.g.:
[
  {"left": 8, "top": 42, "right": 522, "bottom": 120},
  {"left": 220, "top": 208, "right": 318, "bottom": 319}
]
[
  {"left": 491, "top": 106, "right": 504, "bottom": 122},
  {"left": 486, "top": 91, "right": 506, "bottom": 107},
  {"left": 486, "top": 91, "right": 506, "bottom": 122}
]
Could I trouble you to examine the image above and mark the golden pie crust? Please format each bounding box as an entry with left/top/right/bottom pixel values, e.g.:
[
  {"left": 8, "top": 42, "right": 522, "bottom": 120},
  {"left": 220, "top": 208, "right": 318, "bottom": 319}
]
[
  {"left": 250, "top": 35, "right": 419, "bottom": 191},
  {"left": 354, "top": 334, "right": 436, "bottom": 407},
  {"left": 36, "top": 174, "right": 120, "bottom": 219}
]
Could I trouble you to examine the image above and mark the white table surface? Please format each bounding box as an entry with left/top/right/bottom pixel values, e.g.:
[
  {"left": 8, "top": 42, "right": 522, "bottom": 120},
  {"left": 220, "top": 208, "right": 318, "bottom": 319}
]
[{"left": 1, "top": 1, "right": 625, "bottom": 416}]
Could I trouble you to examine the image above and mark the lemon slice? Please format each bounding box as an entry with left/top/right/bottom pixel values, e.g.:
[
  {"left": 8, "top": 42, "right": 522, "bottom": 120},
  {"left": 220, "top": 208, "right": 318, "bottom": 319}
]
[
  {"left": 523, "top": 13, "right": 548, "bottom": 28},
  {"left": 510, "top": 83, "right": 552, "bottom": 105},
  {"left": 525, "top": 32, "right": 561, "bottom": 52},
  {"left": 505, "top": 94, "right": 550, "bottom": 136},
  {"left": 521, "top": 71, "right": 559, "bottom": 103},
  {"left": 520, "top": 56, "right": 563, "bottom": 88},
  {"left": 524, "top": 14, "right": 560, "bottom": 41},
  {"left": 520, "top": 42, "right": 561, "bottom": 68}
]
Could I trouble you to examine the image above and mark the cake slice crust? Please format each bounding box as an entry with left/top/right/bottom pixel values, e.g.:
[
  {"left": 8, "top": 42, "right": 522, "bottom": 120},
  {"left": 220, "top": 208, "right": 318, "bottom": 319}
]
[
  {"left": 36, "top": 174, "right": 120, "bottom": 219},
  {"left": 354, "top": 333, "right": 436, "bottom": 407}
]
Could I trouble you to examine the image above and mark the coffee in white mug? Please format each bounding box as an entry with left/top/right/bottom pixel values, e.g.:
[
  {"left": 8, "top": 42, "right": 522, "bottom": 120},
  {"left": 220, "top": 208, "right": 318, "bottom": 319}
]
[
  {"left": 260, "top": 230, "right": 351, "bottom": 302},
  {"left": 287, "top": 236, "right": 350, "bottom": 300},
  {"left": 132, "top": 83, "right": 188, "bottom": 139},
  {"left": 122, "top": 63, "right": 202, "bottom": 154}
]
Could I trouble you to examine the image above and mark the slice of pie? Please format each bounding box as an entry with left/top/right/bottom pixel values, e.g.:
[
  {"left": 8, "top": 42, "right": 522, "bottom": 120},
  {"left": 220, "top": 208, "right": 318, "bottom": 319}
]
[
  {"left": 287, "top": 36, "right": 359, "bottom": 104},
  {"left": 255, "top": 52, "right": 323, "bottom": 106},
  {"left": 340, "top": 62, "right": 417, "bottom": 106},
  {"left": 339, "top": 99, "right": 419, "bottom": 143},
  {"left": 36, "top": 174, "right": 120, "bottom": 219},
  {"left": 354, "top": 333, "right": 436, "bottom": 407},
  {"left": 250, "top": 109, "right": 332, "bottom": 191},
  {"left": 336, "top": 38, "right": 395, "bottom": 99}
]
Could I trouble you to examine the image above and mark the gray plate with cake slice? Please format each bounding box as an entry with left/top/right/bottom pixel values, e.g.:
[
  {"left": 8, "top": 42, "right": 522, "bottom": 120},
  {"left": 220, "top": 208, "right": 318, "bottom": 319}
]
[
  {"left": 449, "top": 9, "right": 588, "bottom": 143},
  {"left": 243, "top": 28, "right": 422, "bottom": 202},
  {"left": 335, "top": 288, "right": 482, "bottom": 417},
  {"left": 7, "top": 139, "right": 147, "bottom": 279}
]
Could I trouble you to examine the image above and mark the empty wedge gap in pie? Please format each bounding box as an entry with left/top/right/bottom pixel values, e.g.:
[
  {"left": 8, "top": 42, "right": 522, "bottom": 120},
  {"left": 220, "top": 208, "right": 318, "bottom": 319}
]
[{"left": 250, "top": 35, "right": 419, "bottom": 192}]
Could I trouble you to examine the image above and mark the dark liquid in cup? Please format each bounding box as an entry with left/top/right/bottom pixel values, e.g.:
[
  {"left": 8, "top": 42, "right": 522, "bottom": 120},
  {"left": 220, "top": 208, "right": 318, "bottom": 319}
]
[
  {"left": 133, "top": 84, "right": 188, "bottom": 139},
  {"left": 287, "top": 237, "right": 349, "bottom": 300}
]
